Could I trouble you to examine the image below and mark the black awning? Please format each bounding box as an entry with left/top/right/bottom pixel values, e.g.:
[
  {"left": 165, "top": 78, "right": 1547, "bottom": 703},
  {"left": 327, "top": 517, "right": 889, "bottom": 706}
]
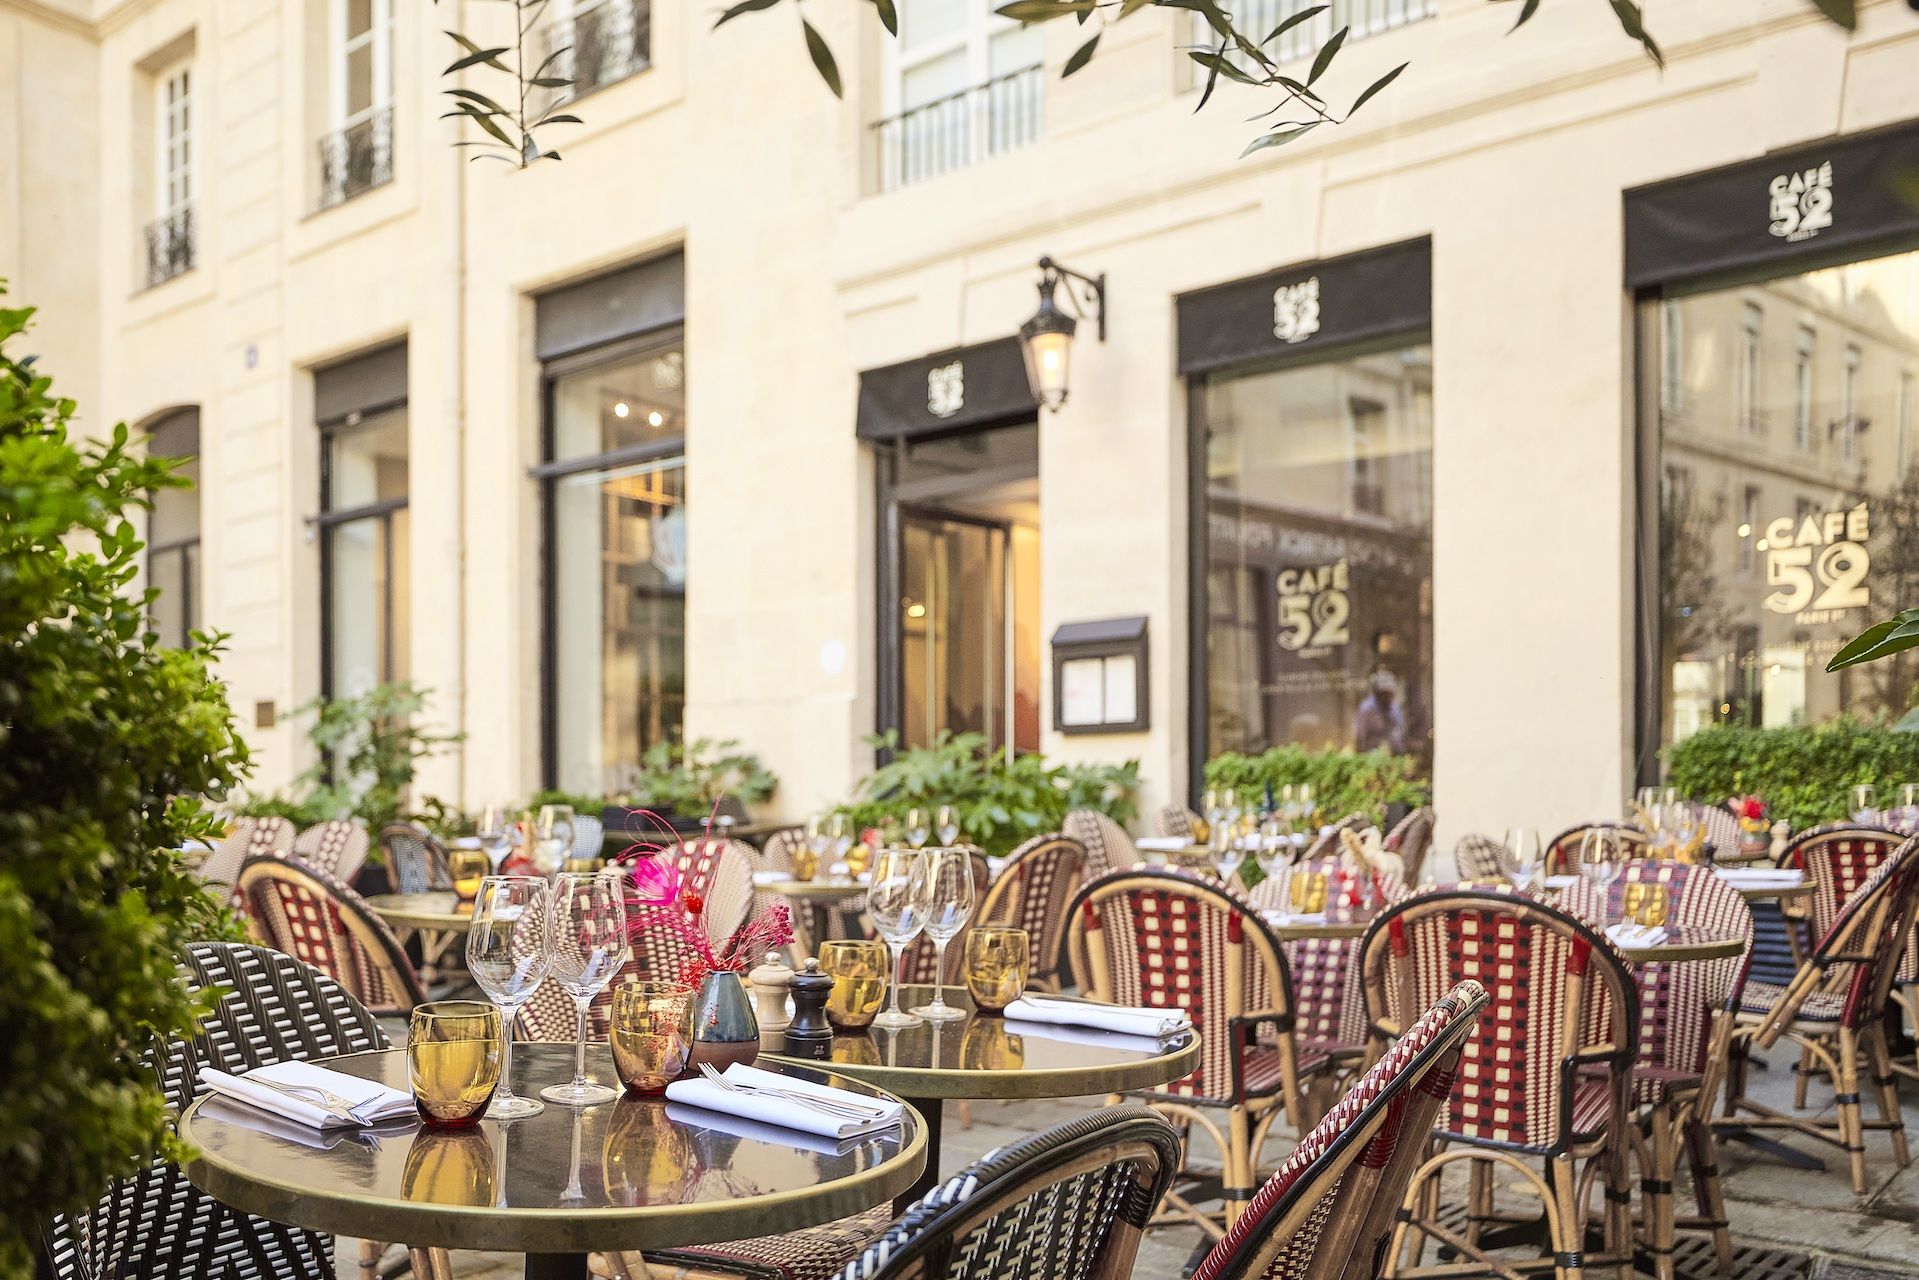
[
  {"left": 1624, "top": 117, "right": 1919, "bottom": 290},
  {"left": 856, "top": 336, "right": 1039, "bottom": 442},
  {"left": 1176, "top": 237, "right": 1431, "bottom": 375},
  {"left": 314, "top": 340, "right": 407, "bottom": 426}
]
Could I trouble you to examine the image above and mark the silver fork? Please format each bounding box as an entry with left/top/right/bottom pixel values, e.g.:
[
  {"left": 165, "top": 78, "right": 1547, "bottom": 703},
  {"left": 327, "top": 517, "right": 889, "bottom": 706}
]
[
  {"left": 697, "top": 1064, "right": 887, "bottom": 1121},
  {"left": 254, "top": 1078, "right": 380, "bottom": 1124}
]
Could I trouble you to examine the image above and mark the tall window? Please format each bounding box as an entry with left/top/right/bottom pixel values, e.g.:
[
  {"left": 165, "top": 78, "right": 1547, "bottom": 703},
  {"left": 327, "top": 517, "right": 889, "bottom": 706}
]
[
  {"left": 144, "top": 60, "right": 194, "bottom": 287},
  {"left": 545, "top": 336, "right": 687, "bottom": 794},
  {"left": 1794, "top": 325, "right": 1815, "bottom": 451},
  {"left": 1200, "top": 343, "right": 1435, "bottom": 770},
  {"left": 1659, "top": 299, "right": 1685, "bottom": 414},
  {"left": 320, "top": 0, "right": 395, "bottom": 206},
  {"left": 1656, "top": 248, "right": 1919, "bottom": 752},
  {"left": 875, "top": 0, "right": 1043, "bottom": 190},
  {"left": 1740, "top": 303, "right": 1763, "bottom": 433},
  {"left": 319, "top": 402, "right": 409, "bottom": 697},
  {"left": 146, "top": 409, "right": 201, "bottom": 647}
]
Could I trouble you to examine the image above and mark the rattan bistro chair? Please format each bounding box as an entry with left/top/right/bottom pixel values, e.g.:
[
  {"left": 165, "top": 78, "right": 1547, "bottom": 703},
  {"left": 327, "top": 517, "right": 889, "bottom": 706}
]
[
  {"left": 1451, "top": 833, "right": 1513, "bottom": 882},
  {"left": 236, "top": 854, "right": 428, "bottom": 1016},
  {"left": 977, "top": 833, "right": 1086, "bottom": 992},
  {"left": 1159, "top": 805, "right": 1204, "bottom": 841},
  {"left": 43, "top": 942, "right": 397, "bottom": 1280},
  {"left": 379, "top": 821, "right": 453, "bottom": 894},
  {"left": 1359, "top": 888, "right": 1640, "bottom": 1279},
  {"left": 1721, "top": 836, "right": 1919, "bottom": 1195},
  {"left": 196, "top": 815, "right": 297, "bottom": 897},
  {"left": 1065, "top": 869, "right": 1342, "bottom": 1232},
  {"left": 293, "top": 818, "right": 371, "bottom": 884},
  {"left": 833, "top": 1106, "right": 1181, "bottom": 1280},
  {"left": 1190, "top": 981, "right": 1489, "bottom": 1280},
  {"left": 1383, "top": 807, "right": 1436, "bottom": 885},
  {"left": 1063, "top": 809, "right": 1140, "bottom": 882},
  {"left": 1559, "top": 863, "right": 1753, "bottom": 1279},
  {"left": 1302, "top": 813, "right": 1374, "bottom": 861},
  {"left": 1544, "top": 823, "right": 1650, "bottom": 878},
  {"left": 759, "top": 827, "right": 866, "bottom": 952}
]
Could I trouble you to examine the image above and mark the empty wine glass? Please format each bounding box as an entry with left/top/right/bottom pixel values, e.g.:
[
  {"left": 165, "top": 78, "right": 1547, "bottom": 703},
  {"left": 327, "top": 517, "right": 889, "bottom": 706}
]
[
  {"left": 1854, "top": 784, "right": 1879, "bottom": 822},
  {"left": 465, "top": 875, "right": 552, "bottom": 1119},
  {"left": 868, "top": 848, "right": 930, "bottom": 1030},
  {"left": 534, "top": 805, "right": 574, "bottom": 876},
  {"left": 1202, "top": 788, "right": 1222, "bottom": 843},
  {"left": 1505, "top": 828, "right": 1542, "bottom": 891},
  {"left": 829, "top": 813, "right": 854, "bottom": 872},
  {"left": 936, "top": 805, "right": 959, "bottom": 847},
  {"left": 1580, "top": 829, "right": 1622, "bottom": 897},
  {"left": 1296, "top": 783, "right": 1316, "bottom": 826},
  {"left": 1257, "top": 816, "right": 1290, "bottom": 878},
  {"left": 904, "top": 808, "right": 930, "bottom": 849},
  {"left": 909, "top": 848, "right": 974, "bottom": 1021},
  {"left": 540, "top": 871, "right": 628, "bottom": 1107},
  {"left": 476, "top": 804, "right": 513, "bottom": 872}
]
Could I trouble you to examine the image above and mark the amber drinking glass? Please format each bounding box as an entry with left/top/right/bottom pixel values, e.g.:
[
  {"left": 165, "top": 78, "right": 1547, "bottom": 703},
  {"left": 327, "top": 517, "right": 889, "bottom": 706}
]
[
  {"left": 1290, "top": 870, "right": 1329, "bottom": 914},
  {"left": 408, "top": 1001, "right": 503, "bottom": 1127},
  {"left": 1623, "top": 882, "right": 1670, "bottom": 927},
  {"left": 964, "top": 927, "right": 1029, "bottom": 1013},
  {"left": 449, "top": 850, "right": 490, "bottom": 901},
  {"left": 402, "top": 1127, "right": 497, "bottom": 1206},
  {"left": 820, "top": 939, "right": 889, "bottom": 1030},
  {"left": 609, "top": 980, "right": 696, "bottom": 1094}
]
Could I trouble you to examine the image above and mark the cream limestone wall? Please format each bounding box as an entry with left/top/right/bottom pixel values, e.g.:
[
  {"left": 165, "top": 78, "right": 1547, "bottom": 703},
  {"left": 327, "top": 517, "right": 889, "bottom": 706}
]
[{"left": 4, "top": 0, "right": 1918, "bottom": 841}]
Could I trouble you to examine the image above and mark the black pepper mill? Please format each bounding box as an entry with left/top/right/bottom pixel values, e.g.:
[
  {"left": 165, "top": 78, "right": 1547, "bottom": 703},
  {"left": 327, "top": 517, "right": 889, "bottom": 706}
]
[{"left": 783, "top": 958, "right": 836, "bottom": 1059}]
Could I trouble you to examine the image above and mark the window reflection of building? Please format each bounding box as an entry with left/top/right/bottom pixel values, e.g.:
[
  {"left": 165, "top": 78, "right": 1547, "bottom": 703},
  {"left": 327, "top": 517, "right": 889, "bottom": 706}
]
[
  {"left": 316, "top": 344, "right": 410, "bottom": 699},
  {"left": 1200, "top": 343, "right": 1434, "bottom": 768},
  {"left": 145, "top": 407, "right": 201, "bottom": 647},
  {"left": 1657, "top": 248, "right": 1919, "bottom": 749}
]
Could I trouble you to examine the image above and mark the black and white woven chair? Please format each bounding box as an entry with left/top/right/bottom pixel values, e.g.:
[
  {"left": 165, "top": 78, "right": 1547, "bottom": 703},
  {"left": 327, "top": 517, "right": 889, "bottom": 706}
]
[
  {"left": 42, "top": 942, "right": 396, "bottom": 1280},
  {"left": 1157, "top": 805, "right": 1203, "bottom": 841},
  {"left": 572, "top": 814, "right": 606, "bottom": 861},
  {"left": 1303, "top": 812, "right": 1375, "bottom": 861},
  {"left": 1450, "top": 833, "right": 1512, "bottom": 882},
  {"left": 831, "top": 1106, "right": 1180, "bottom": 1280},
  {"left": 293, "top": 818, "right": 371, "bottom": 885},
  {"left": 379, "top": 822, "right": 453, "bottom": 894}
]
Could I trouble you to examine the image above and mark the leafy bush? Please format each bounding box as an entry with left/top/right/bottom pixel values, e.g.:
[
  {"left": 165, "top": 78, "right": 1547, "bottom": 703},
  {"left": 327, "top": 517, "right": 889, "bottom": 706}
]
[
  {"left": 527, "top": 788, "right": 605, "bottom": 818},
  {"left": 617, "top": 738, "right": 776, "bottom": 819},
  {"left": 1203, "top": 744, "right": 1429, "bottom": 826},
  {"left": 0, "top": 294, "right": 249, "bottom": 1277},
  {"left": 1664, "top": 718, "right": 1919, "bottom": 830},
  {"left": 839, "top": 731, "right": 1140, "bottom": 857}
]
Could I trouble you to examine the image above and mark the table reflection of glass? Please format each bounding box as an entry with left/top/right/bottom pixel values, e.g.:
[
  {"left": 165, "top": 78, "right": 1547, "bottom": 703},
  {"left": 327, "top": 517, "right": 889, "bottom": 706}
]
[
  {"left": 180, "top": 1044, "right": 924, "bottom": 1280},
  {"left": 767, "top": 984, "right": 1197, "bottom": 1212}
]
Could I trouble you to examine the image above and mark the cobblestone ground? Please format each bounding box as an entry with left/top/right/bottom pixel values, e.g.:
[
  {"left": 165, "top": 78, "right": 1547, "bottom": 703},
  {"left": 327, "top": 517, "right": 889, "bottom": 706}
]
[{"left": 349, "top": 1038, "right": 1919, "bottom": 1279}]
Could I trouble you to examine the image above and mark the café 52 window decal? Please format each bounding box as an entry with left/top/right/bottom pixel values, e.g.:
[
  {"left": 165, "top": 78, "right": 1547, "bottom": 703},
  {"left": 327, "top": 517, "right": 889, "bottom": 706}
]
[
  {"left": 1765, "top": 503, "right": 1870, "bottom": 621},
  {"left": 927, "top": 360, "right": 965, "bottom": 419},
  {"left": 1275, "top": 559, "right": 1351, "bottom": 657},
  {"left": 1768, "top": 161, "right": 1833, "bottom": 243},
  {"left": 1272, "top": 277, "right": 1321, "bottom": 344}
]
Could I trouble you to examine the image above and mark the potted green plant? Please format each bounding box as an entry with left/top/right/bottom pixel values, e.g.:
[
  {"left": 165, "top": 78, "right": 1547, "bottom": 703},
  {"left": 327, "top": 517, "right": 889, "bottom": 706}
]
[{"left": 606, "top": 739, "right": 777, "bottom": 834}]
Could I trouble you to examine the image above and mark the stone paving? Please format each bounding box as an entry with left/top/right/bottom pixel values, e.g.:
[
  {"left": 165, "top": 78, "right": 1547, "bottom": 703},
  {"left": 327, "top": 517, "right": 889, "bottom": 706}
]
[{"left": 352, "top": 1038, "right": 1919, "bottom": 1278}]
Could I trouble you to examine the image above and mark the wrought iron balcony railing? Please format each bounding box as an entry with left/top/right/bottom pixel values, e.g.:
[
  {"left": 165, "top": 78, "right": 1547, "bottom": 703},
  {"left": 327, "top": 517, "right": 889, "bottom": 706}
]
[
  {"left": 870, "top": 65, "right": 1043, "bottom": 194},
  {"left": 1225, "top": 0, "right": 1435, "bottom": 67},
  {"left": 542, "top": 0, "right": 651, "bottom": 104},
  {"left": 317, "top": 106, "right": 395, "bottom": 211},
  {"left": 143, "top": 206, "right": 195, "bottom": 289}
]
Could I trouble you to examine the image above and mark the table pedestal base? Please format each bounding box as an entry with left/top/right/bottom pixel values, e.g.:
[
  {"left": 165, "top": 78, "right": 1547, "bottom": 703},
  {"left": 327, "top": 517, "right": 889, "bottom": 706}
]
[
  {"left": 894, "top": 1096, "right": 944, "bottom": 1214},
  {"left": 526, "top": 1253, "right": 589, "bottom": 1280}
]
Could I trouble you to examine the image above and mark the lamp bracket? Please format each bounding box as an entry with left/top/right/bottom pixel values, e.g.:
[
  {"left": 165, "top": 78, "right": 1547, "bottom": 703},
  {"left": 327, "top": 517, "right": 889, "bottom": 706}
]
[{"left": 1037, "top": 256, "right": 1107, "bottom": 342}]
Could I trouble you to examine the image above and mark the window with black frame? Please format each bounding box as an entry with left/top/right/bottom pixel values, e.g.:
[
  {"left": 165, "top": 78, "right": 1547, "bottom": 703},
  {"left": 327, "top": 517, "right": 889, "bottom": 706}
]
[
  {"left": 543, "top": 335, "right": 687, "bottom": 795},
  {"left": 316, "top": 346, "right": 410, "bottom": 698},
  {"left": 146, "top": 408, "right": 201, "bottom": 647}
]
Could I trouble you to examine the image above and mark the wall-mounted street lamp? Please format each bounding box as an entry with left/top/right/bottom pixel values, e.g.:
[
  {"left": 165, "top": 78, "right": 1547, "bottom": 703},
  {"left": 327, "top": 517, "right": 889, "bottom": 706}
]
[{"left": 1017, "top": 256, "right": 1106, "bottom": 412}]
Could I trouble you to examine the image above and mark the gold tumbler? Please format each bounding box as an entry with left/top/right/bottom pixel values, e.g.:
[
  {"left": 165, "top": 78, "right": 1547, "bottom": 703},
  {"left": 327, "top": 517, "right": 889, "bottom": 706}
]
[
  {"left": 819, "top": 939, "right": 889, "bottom": 1030},
  {"left": 407, "top": 1000, "right": 503, "bottom": 1127},
  {"left": 964, "top": 927, "right": 1030, "bottom": 1013},
  {"left": 609, "top": 980, "right": 696, "bottom": 1094}
]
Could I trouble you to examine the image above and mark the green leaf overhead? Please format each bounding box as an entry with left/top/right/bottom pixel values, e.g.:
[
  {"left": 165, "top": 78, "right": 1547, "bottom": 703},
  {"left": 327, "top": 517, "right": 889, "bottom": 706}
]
[
  {"left": 1826, "top": 609, "right": 1919, "bottom": 671},
  {"left": 714, "top": 0, "right": 781, "bottom": 27},
  {"left": 1807, "top": 0, "right": 1857, "bottom": 28},
  {"left": 1264, "top": 4, "right": 1328, "bottom": 45},
  {"left": 1063, "top": 31, "right": 1101, "bottom": 76},
  {"left": 994, "top": 0, "right": 1097, "bottom": 21},
  {"left": 437, "top": 1, "right": 583, "bottom": 169},
  {"left": 1348, "top": 61, "right": 1408, "bottom": 115},
  {"left": 1307, "top": 24, "right": 1348, "bottom": 84},
  {"left": 869, "top": 0, "right": 899, "bottom": 36},
  {"left": 801, "top": 15, "right": 843, "bottom": 97}
]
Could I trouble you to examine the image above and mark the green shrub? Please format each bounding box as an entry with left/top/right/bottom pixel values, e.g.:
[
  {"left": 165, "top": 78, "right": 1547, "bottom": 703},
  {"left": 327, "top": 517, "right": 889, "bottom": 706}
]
[
  {"left": 0, "top": 294, "right": 249, "bottom": 1278},
  {"left": 839, "top": 731, "right": 1140, "bottom": 857},
  {"left": 1203, "top": 744, "right": 1429, "bottom": 827},
  {"left": 1664, "top": 718, "right": 1919, "bottom": 830},
  {"left": 616, "top": 738, "right": 777, "bottom": 819}
]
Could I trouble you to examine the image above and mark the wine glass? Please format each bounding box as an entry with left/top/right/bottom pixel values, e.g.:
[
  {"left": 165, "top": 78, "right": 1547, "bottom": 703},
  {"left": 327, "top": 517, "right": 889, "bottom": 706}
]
[
  {"left": 1278, "top": 784, "right": 1297, "bottom": 824},
  {"left": 1854, "top": 784, "right": 1879, "bottom": 822},
  {"left": 936, "top": 805, "right": 959, "bottom": 847},
  {"left": 465, "top": 875, "right": 552, "bottom": 1119},
  {"left": 867, "top": 848, "right": 930, "bottom": 1030},
  {"left": 540, "top": 872, "right": 628, "bottom": 1107},
  {"left": 904, "top": 808, "right": 930, "bottom": 849},
  {"left": 1505, "top": 828, "right": 1541, "bottom": 891},
  {"left": 1580, "top": 830, "right": 1622, "bottom": 899},
  {"left": 828, "top": 813, "right": 854, "bottom": 872},
  {"left": 535, "top": 805, "right": 575, "bottom": 876},
  {"left": 1257, "top": 815, "right": 1289, "bottom": 879},
  {"left": 476, "top": 803, "right": 513, "bottom": 872},
  {"left": 1296, "top": 783, "right": 1316, "bottom": 827},
  {"left": 1202, "top": 788, "right": 1222, "bottom": 844},
  {"left": 909, "top": 848, "right": 974, "bottom": 1021}
]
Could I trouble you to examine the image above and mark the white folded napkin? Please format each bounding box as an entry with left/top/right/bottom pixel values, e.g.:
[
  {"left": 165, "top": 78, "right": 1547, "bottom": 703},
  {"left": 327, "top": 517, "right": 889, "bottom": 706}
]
[
  {"left": 1001, "top": 1018, "right": 1176, "bottom": 1055},
  {"left": 752, "top": 870, "right": 787, "bottom": 887},
  {"left": 1713, "top": 868, "right": 1804, "bottom": 886},
  {"left": 1260, "top": 910, "right": 1327, "bottom": 926},
  {"left": 1606, "top": 922, "right": 1669, "bottom": 947},
  {"left": 662, "top": 1063, "right": 902, "bottom": 1140},
  {"left": 1542, "top": 875, "right": 1580, "bottom": 890},
  {"left": 1003, "top": 996, "right": 1191, "bottom": 1038},
  {"left": 202, "top": 1060, "right": 417, "bottom": 1130},
  {"left": 1134, "top": 836, "right": 1192, "bottom": 853},
  {"left": 664, "top": 1101, "right": 863, "bottom": 1157}
]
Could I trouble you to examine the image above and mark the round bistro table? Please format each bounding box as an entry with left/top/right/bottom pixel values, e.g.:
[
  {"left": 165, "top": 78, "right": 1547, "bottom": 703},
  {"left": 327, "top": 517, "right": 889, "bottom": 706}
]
[
  {"left": 758, "top": 876, "right": 869, "bottom": 946},
  {"left": 366, "top": 891, "right": 474, "bottom": 988},
  {"left": 1260, "top": 912, "right": 1745, "bottom": 964},
  {"left": 767, "top": 984, "right": 1198, "bottom": 1212},
  {"left": 181, "top": 1044, "right": 926, "bottom": 1280}
]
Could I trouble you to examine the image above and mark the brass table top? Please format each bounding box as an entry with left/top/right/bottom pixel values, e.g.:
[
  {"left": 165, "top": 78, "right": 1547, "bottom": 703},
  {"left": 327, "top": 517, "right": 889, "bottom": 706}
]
[
  {"left": 1733, "top": 881, "right": 1813, "bottom": 903},
  {"left": 758, "top": 876, "right": 872, "bottom": 901},
  {"left": 767, "top": 986, "right": 1200, "bottom": 1100},
  {"left": 180, "top": 1045, "right": 926, "bottom": 1255},
  {"left": 1609, "top": 928, "right": 1747, "bottom": 964},
  {"left": 1261, "top": 913, "right": 1370, "bottom": 941},
  {"left": 366, "top": 892, "right": 475, "bottom": 933}
]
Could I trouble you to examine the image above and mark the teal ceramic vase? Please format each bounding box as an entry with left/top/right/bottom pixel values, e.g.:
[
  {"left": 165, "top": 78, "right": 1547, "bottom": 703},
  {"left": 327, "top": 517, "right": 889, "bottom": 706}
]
[{"left": 690, "top": 971, "right": 760, "bottom": 1071}]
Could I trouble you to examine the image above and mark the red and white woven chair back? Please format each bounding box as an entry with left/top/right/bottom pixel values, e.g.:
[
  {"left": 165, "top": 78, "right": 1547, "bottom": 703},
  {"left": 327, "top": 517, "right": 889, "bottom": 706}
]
[
  {"left": 198, "top": 817, "right": 297, "bottom": 894},
  {"left": 979, "top": 833, "right": 1087, "bottom": 987},
  {"left": 1063, "top": 809, "right": 1140, "bottom": 882},
  {"left": 897, "top": 849, "right": 994, "bottom": 984},
  {"left": 1067, "top": 869, "right": 1292, "bottom": 1103},
  {"left": 1158, "top": 806, "right": 1202, "bottom": 840},
  {"left": 1783, "top": 823, "right": 1903, "bottom": 944},
  {"left": 1544, "top": 823, "right": 1649, "bottom": 877},
  {"left": 1191, "top": 980, "right": 1489, "bottom": 1280},
  {"left": 1695, "top": 804, "right": 1744, "bottom": 860},
  {"left": 235, "top": 854, "right": 426, "bottom": 1015},
  {"left": 1360, "top": 889, "right": 1638, "bottom": 1154},
  {"left": 1250, "top": 858, "right": 1409, "bottom": 1048},
  {"left": 1384, "top": 807, "right": 1436, "bottom": 883},
  {"left": 292, "top": 819, "right": 370, "bottom": 884},
  {"left": 1451, "top": 833, "right": 1512, "bottom": 882},
  {"left": 1558, "top": 861, "right": 1752, "bottom": 1084}
]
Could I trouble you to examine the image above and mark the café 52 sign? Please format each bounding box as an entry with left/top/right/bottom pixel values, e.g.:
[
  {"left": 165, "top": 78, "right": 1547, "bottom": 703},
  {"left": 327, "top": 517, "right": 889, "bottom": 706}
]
[
  {"left": 1765, "top": 503, "right": 1870, "bottom": 620},
  {"left": 1768, "top": 161, "right": 1833, "bottom": 243},
  {"left": 1276, "top": 559, "right": 1351, "bottom": 656}
]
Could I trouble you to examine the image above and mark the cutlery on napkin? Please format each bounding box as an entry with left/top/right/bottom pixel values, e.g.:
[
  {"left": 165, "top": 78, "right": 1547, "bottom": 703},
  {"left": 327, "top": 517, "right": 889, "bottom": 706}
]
[
  {"left": 1002, "top": 995, "right": 1191, "bottom": 1038},
  {"left": 201, "top": 1061, "right": 417, "bottom": 1130},
  {"left": 663, "top": 1063, "right": 903, "bottom": 1140},
  {"left": 1605, "top": 922, "right": 1669, "bottom": 947}
]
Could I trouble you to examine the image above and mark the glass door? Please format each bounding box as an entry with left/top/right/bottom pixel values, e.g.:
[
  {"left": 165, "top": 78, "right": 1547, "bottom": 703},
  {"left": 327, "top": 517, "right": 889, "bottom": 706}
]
[{"left": 900, "top": 510, "right": 1011, "bottom": 751}]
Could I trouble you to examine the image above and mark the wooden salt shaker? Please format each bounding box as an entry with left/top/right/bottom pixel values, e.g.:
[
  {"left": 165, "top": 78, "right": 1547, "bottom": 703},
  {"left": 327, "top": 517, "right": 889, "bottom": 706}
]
[
  {"left": 783, "top": 958, "right": 835, "bottom": 1060},
  {"left": 748, "top": 951, "right": 794, "bottom": 1041}
]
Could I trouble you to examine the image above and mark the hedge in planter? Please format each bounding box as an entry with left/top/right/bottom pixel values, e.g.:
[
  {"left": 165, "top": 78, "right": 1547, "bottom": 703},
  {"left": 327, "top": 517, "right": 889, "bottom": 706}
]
[
  {"left": 1664, "top": 718, "right": 1919, "bottom": 831},
  {"left": 1, "top": 295, "right": 248, "bottom": 1278},
  {"left": 1203, "top": 744, "right": 1429, "bottom": 827}
]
